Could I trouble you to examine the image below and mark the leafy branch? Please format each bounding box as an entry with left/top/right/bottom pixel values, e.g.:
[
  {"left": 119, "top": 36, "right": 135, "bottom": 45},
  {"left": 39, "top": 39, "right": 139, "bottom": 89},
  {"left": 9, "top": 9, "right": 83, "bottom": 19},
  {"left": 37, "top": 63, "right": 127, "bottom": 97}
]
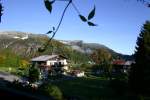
[
  {"left": 38, "top": 0, "right": 72, "bottom": 52},
  {"left": 71, "top": 1, "right": 97, "bottom": 26},
  {"left": 137, "top": 0, "right": 150, "bottom": 7},
  {"left": 39, "top": 0, "right": 96, "bottom": 52}
]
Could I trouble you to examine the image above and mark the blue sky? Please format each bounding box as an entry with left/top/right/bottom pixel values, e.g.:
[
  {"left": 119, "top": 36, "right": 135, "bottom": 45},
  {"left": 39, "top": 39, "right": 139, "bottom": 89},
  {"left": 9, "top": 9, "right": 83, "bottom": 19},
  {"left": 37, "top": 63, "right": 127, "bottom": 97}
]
[{"left": 0, "top": 0, "right": 150, "bottom": 55}]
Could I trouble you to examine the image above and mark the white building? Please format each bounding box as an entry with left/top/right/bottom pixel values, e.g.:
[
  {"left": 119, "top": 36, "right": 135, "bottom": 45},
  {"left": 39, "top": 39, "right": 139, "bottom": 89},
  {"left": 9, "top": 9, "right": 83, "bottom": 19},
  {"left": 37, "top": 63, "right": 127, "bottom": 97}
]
[
  {"left": 71, "top": 70, "right": 85, "bottom": 77},
  {"left": 31, "top": 55, "right": 69, "bottom": 78}
]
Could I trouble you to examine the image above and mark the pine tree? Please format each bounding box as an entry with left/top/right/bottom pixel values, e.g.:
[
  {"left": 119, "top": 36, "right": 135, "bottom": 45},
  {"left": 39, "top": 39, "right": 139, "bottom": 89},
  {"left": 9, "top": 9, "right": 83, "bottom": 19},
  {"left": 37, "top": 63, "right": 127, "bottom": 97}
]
[{"left": 129, "top": 21, "right": 150, "bottom": 94}]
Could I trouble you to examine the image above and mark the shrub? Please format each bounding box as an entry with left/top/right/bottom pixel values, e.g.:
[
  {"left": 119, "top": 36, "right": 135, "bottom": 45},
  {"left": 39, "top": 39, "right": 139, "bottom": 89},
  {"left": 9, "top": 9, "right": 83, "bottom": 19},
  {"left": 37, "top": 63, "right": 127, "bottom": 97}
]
[
  {"left": 42, "top": 84, "right": 63, "bottom": 100},
  {"left": 28, "top": 64, "right": 40, "bottom": 83}
]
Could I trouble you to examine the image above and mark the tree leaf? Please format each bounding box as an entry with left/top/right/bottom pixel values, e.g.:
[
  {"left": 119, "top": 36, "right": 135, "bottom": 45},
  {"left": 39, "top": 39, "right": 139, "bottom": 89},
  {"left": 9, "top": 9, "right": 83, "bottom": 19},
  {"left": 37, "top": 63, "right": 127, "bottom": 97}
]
[
  {"left": 44, "top": 0, "right": 55, "bottom": 13},
  {"left": 88, "top": 5, "right": 95, "bottom": 20},
  {"left": 79, "top": 15, "right": 87, "bottom": 22},
  {"left": 53, "top": 27, "right": 55, "bottom": 31},
  {"left": 88, "top": 21, "right": 97, "bottom": 26},
  {"left": 46, "top": 31, "right": 53, "bottom": 34},
  {"left": 148, "top": 3, "right": 150, "bottom": 7},
  {"left": 50, "top": 0, "right": 55, "bottom": 4}
]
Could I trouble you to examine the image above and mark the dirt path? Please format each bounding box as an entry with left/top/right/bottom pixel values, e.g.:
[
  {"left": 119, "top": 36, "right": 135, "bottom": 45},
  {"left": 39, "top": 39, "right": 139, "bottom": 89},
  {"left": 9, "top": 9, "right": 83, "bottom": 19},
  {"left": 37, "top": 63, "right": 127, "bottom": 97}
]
[{"left": 0, "top": 71, "right": 20, "bottom": 82}]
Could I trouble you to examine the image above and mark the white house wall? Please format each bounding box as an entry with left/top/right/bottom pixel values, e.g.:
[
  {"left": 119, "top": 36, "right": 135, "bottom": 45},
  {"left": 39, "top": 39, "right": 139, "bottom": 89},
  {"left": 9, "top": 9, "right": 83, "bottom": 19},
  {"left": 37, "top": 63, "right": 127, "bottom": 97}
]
[
  {"left": 46, "top": 59, "right": 67, "bottom": 66},
  {"left": 46, "top": 60, "right": 57, "bottom": 66},
  {"left": 77, "top": 72, "right": 85, "bottom": 77},
  {"left": 63, "top": 66, "right": 68, "bottom": 70},
  {"left": 60, "top": 59, "right": 67, "bottom": 65}
]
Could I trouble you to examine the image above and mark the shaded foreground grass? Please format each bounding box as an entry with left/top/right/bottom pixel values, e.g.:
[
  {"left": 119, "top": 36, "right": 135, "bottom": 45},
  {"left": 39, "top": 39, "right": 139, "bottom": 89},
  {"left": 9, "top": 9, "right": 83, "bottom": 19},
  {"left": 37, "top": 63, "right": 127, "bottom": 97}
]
[
  {"left": 52, "top": 76, "right": 134, "bottom": 100},
  {"left": 0, "top": 73, "right": 147, "bottom": 100}
]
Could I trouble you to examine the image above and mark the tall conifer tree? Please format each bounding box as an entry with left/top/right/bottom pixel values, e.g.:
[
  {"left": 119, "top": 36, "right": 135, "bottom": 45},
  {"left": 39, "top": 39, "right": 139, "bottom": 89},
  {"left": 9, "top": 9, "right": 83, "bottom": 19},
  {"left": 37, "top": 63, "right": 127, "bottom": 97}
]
[{"left": 129, "top": 21, "right": 150, "bottom": 94}]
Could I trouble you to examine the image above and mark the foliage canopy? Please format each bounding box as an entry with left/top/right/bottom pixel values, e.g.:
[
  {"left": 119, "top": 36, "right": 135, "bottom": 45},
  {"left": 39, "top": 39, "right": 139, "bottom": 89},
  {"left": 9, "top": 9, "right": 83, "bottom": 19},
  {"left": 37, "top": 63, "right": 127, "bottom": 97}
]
[{"left": 129, "top": 21, "right": 150, "bottom": 94}]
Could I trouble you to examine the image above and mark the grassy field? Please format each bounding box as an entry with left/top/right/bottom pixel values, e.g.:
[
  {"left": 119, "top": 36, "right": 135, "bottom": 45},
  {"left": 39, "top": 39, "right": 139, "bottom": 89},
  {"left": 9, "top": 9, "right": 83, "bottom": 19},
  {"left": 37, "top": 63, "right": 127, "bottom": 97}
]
[
  {"left": 0, "top": 67, "right": 17, "bottom": 73},
  {"left": 52, "top": 76, "right": 133, "bottom": 100},
  {"left": 0, "top": 67, "right": 26, "bottom": 77},
  {"left": 0, "top": 66, "right": 144, "bottom": 100}
]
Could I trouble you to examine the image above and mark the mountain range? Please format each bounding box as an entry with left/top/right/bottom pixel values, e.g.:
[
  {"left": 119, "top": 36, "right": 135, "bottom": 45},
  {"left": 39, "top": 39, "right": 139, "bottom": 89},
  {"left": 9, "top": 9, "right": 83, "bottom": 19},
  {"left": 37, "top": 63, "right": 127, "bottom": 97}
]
[{"left": 0, "top": 31, "right": 133, "bottom": 63}]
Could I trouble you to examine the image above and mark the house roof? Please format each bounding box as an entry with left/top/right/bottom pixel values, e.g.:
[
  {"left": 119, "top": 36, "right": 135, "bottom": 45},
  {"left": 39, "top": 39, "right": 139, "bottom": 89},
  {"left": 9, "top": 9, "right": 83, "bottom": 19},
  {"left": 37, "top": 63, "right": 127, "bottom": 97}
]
[
  {"left": 112, "top": 60, "right": 134, "bottom": 66},
  {"left": 112, "top": 60, "right": 125, "bottom": 65},
  {"left": 31, "top": 55, "right": 59, "bottom": 62}
]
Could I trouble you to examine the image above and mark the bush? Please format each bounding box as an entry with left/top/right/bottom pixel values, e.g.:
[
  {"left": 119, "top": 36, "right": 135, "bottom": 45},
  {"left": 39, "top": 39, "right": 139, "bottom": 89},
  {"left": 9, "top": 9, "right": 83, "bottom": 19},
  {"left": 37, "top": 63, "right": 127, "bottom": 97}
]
[
  {"left": 28, "top": 65, "right": 40, "bottom": 83},
  {"left": 16, "top": 70, "right": 24, "bottom": 76},
  {"left": 41, "top": 84, "right": 63, "bottom": 100}
]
